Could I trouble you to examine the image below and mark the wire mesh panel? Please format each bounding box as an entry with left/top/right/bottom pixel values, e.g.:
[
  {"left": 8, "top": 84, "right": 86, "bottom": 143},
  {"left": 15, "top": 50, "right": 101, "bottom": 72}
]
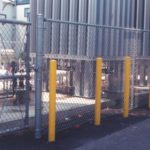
[
  {"left": 42, "top": 59, "right": 98, "bottom": 131},
  {"left": 30, "top": 18, "right": 150, "bottom": 135},
  {"left": 102, "top": 59, "right": 124, "bottom": 109},
  {"left": 130, "top": 58, "right": 150, "bottom": 109},
  {"left": 0, "top": 20, "right": 31, "bottom": 135}
]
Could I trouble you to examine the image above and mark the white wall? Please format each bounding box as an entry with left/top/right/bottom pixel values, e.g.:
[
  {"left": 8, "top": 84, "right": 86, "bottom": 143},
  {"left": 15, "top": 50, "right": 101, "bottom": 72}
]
[
  {"left": 16, "top": 4, "right": 30, "bottom": 21},
  {"left": 0, "top": 0, "right": 16, "bottom": 19}
]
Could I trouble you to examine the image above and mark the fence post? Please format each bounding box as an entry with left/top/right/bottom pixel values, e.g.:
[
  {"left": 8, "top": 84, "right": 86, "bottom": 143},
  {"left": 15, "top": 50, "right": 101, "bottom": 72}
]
[
  {"left": 49, "top": 60, "right": 57, "bottom": 142},
  {"left": 95, "top": 57, "right": 103, "bottom": 126},
  {"left": 24, "top": 25, "right": 30, "bottom": 127},
  {"left": 35, "top": 0, "right": 45, "bottom": 139},
  {"left": 123, "top": 56, "right": 131, "bottom": 118},
  {"left": 148, "top": 85, "right": 150, "bottom": 109}
]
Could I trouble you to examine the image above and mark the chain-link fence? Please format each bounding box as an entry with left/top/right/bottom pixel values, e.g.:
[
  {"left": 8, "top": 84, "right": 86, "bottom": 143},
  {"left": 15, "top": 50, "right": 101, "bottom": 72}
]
[
  {"left": 0, "top": 19, "right": 31, "bottom": 134},
  {"left": 31, "top": 19, "right": 150, "bottom": 133},
  {"left": 42, "top": 58, "right": 98, "bottom": 131},
  {"left": 130, "top": 58, "right": 150, "bottom": 109}
]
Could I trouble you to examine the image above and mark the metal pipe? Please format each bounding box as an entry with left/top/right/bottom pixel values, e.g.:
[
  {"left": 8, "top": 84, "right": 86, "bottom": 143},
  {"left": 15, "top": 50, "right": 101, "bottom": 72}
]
[
  {"left": 97, "top": 0, "right": 104, "bottom": 56},
  {"left": 0, "top": 18, "right": 30, "bottom": 25},
  {"left": 148, "top": 85, "right": 150, "bottom": 109},
  {"left": 123, "top": 56, "right": 131, "bottom": 118},
  {"left": 44, "top": 0, "right": 53, "bottom": 53},
  {"left": 35, "top": 0, "right": 45, "bottom": 139},
  {"left": 48, "top": 60, "right": 57, "bottom": 142},
  {"left": 86, "top": 0, "right": 97, "bottom": 58},
  {"left": 30, "top": 0, "right": 37, "bottom": 52},
  {"left": 0, "top": 13, "right": 7, "bottom": 18},
  {"left": 24, "top": 25, "right": 30, "bottom": 127},
  {"left": 0, "top": 75, "right": 27, "bottom": 80},
  {"left": 51, "top": 0, "right": 61, "bottom": 54},
  {"left": 45, "top": 18, "right": 150, "bottom": 33},
  {"left": 77, "top": 0, "right": 88, "bottom": 56},
  {"left": 35, "top": 14, "right": 44, "bottom": 139},
  {"left": 143, "top": 0, "right": 150, "bottom": 56},
  {"left": 68, "top": 0, "right": 78, "bottom": 55},
  {"left": 60, "top": 0, "right": 69, "bottom": 55},
  {"left": 95, "top": 57, "right": 103, "bottom": 125}
]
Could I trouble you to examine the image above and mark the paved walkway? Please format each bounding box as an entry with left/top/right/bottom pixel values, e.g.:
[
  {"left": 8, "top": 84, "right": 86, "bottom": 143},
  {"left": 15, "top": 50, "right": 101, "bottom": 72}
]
[{"left": 75, "top": 118, "right": 150, "bottom": 150}]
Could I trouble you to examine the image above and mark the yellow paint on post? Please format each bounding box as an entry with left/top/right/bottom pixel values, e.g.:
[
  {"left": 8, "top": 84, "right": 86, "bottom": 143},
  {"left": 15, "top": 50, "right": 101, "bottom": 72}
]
[
  {"left": 95, "top": 57, "right": 103, "bottom": 126},
  {"left": 48, "top": 60, "right": 57, "bottom": 142},
  {"left": 123, "top": 56, "right": 131, "bottom": 118}
]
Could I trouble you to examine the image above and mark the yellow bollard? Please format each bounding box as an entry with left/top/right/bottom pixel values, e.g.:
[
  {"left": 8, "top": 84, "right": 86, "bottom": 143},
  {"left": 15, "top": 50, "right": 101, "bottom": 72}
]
[
  {"left": 123, "top": 56, "right": 131, "bottom": 118},
  {"left": 48, "top": 60, "right": 57, "bottom": 142},
  {"left": 95, "top": 57, "right": 103, "bottom": 126},
  {"left": 148, "top": 85, "right": 150, "bottom": 109}
]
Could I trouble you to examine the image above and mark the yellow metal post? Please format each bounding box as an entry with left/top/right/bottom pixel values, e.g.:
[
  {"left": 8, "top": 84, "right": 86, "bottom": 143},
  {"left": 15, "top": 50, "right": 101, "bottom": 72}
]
[
  {"left": 95, "top": 57, "right": 103, "bottom": 126},
  {"left": 123, "top": 56, "right": 131, "bottom": 118},
  {"left": 48, "top": 60, "right": 57, "bottom": 142},
  {"left": 148, "top": 85, "right": 150, "bottom": 109}
]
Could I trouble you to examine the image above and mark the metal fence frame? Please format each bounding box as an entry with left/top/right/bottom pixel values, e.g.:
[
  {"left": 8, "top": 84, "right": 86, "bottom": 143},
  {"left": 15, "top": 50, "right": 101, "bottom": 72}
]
[
  {"left": 32, "top": 15, "right": 150, "bottom": 139},
  {"left": 0, "top": 18, "right": 31, "bottom": 134},
  {"left": 0, "top": 17, "right": 150, "bottom": 140}
]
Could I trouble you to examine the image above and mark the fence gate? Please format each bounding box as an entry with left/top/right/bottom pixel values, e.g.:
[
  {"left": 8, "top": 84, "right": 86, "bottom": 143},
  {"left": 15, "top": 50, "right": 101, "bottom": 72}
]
[{"left": 0, "top": 19, "right": 31, "bottom": 134}]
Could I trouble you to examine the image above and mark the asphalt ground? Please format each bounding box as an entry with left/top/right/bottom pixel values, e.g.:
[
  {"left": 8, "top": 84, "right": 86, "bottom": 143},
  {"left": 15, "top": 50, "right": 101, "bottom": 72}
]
[{"left": 0, "top": 108, "right": 150, "bottom": 150}]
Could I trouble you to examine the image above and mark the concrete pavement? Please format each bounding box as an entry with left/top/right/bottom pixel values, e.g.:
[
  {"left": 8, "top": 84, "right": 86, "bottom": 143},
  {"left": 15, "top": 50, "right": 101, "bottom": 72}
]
[
  {"left": 75, "top": 117, "right": 150, "bottom": 150},
  {"left": 0, "top": 108, "right": 150, "bottom": 150}
]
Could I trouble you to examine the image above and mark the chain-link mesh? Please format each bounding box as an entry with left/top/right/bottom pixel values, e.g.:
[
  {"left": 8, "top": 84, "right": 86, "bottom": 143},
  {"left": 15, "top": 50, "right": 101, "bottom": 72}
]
[
  {"left": 100, "top": 58, "right": 127, "bottom": 119},
  {"left": 130, "top": 58, "right": 150, "bottom": 109},
  {"left": 41, "top": 59, "right": 97, "bottom": 131},
  {"left": 30, "top": 20, "right": 150, "bottom": 134},
  {"left": 0, "top": 20, "right": 31, "bottom": 134}
]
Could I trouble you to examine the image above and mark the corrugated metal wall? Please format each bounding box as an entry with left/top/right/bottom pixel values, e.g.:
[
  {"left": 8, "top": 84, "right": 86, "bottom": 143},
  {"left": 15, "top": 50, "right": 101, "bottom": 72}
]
[
  {"left": 30, "top": 0, "right": 150, "bottom": 98},
  {"left": 31, "top": 0, "right": 150, "bottom": 56}
]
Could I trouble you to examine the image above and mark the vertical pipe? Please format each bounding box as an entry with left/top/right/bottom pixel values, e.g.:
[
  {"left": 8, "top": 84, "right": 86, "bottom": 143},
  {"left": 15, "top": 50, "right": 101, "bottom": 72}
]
[
  {"left": 60, "top": 0, "right": 69, "bottom": 54},
  {"left": 148, "top": 85, "right": 150, "bottom": 109},
  {"left": 124, "top": 0, "right": 130, "bottom": 56},
  {"left": 123, "top": 56, "right": 131, "bottom": 118},
  {"left": 136, "top": 0, "right": 144, "bottom": 56},
  {"left": 97, "top": 0, "right": 104, "bottom": 56},
  {"left": 115, "top": 0, "right": 121, "bottom": 56},
  {"left": 130, "top": 0, "right": 136, "bottom": 28},
  {"left": 109, "top": 0, "right": 116, "bottom": 57},
  {"left": 30, "top": 0, "right": 37, "bottom": 52},
  {"left": 86, "top": 0, "right": 97, "bottom": 57},
  {"left": 103, "top": 0, "right": 111, "bottom": 57},
  {"left": 24, "top": 25, "right": 30, "bottom": 127},
  {"left": 83, "top": 0, "right": 97, "bottom": 98},
  {"left": 35, "top": 0, "right": 45, "bottom": 139},
  {"left": 44, "top": 0, "right": 53, "bottom": 53},
  {"left": 51, "top": 0, "right": 61, "bottom": 54},
  {"left": 48, "top": 60, "right": 57, "bottom": 142},
  {"left": 73, "top": 0, "right": 87, "bottom": 97},
  {"left": 120, "top": 0, "right": 126, "bottom": 56},
  {"left": 68, "top": 0, "right": 78, "bottom": 55},
  {"left": 77, "top": 0, "right": 88, "bottom": 56},
  {"left": 95, "top": 57, "right": 103, "bottom": 126},
  {"left": 143, "top": 0, "right": 150, "bottom": 56}
]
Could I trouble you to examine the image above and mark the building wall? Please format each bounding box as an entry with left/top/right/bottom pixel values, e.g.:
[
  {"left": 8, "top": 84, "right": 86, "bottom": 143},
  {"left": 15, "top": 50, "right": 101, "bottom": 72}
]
[
  {"left": 0, "top": 0, "right": 2, "bottom": 14},
  {"left": 0, "top": 0, "right": 16, "bottom": 19},
  {"left": 16, "top": 4, "right": 30, "bottom": 21},
  {"left": 41, "top": 0, "right": 150, "bottom": 57}
]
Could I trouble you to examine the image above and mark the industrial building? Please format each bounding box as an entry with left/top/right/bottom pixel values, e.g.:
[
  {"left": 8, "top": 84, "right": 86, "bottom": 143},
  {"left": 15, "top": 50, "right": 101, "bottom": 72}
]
[
  {"left": 30, "top": 0, "right": 150, "bottom": 56},
  {"left": 30, "top": 0, "right": 150, "bottom": 99},
  {"left": 0, "top": 0, "right": 30, "bottom": 20},
  {"left": 0, "top": 0, "right": 150, "bottom": 140}
]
